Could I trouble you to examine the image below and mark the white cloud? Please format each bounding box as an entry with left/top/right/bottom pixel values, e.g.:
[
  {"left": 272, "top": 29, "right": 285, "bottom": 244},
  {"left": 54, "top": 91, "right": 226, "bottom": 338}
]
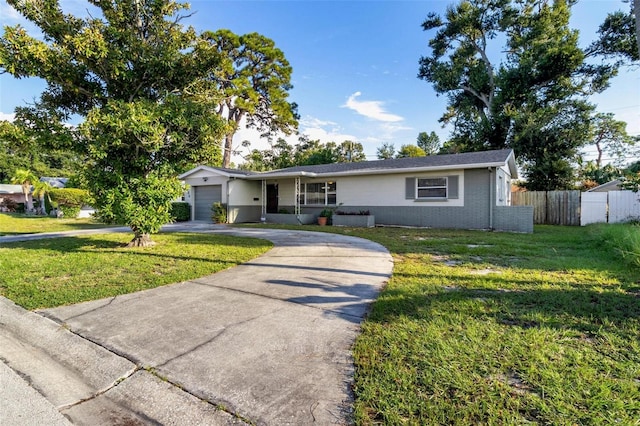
[
  {"left": 298, "top": 115, "right": 358, "bottom": 143},
  {"left": 0, "top": 3, "right": 22, "bottom": 24},
  {"left": 0, "top": 112, "right": 16, "bottom": 122},
  {"left": 227, "top": 114, "right": 362, "bottom": 165},
  {"left": 342, "top": 91, "right": 404, "bottom": 122}
]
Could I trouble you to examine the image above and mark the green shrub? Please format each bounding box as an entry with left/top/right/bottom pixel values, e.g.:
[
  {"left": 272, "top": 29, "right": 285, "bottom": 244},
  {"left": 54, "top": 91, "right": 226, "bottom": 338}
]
[
  {"left": 170, "top": 202, "right": 191, "bottom": 222},
  {"left": 211, "top": 202, "right": 227, "bottom": 224},
  {"left": 59, "top": 205, "right": 81, "bottom": 218},
  {"left": 50, "top": 188, "right": 90, "bottom": 209},
  {"left": 16, "top": 203, "right": 25, "bottom": 213},
  {"left": 592, "top": 223, "right": 640, "bottom": 267}
]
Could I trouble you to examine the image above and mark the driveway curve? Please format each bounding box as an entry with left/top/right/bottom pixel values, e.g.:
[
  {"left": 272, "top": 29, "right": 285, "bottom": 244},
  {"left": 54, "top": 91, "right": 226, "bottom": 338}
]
[{"left": 10, "top": 225, "right": 392, "bottom": 425}]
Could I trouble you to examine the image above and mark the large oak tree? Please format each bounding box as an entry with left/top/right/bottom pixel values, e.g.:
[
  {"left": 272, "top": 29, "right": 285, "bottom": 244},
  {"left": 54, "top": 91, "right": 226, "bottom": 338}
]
[
  {"left": 418, "top": 0, "right": 619, "bottom": 190},
  {"left": 0, "top": 0, "right": 225, "bottom": 245}
]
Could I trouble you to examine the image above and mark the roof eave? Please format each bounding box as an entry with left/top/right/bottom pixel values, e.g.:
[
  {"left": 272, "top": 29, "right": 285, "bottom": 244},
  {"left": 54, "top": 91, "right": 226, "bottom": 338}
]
[
  {"left": 245, "top": 171, "right": 318, "bottom": 180},
  {"left": 506, "top": 150, "right": 518, "bottom": 179},
  {"left": 244, "top": 161, "right": 514, "bottom": 179},
  {"left": 179, "top": 166, "right": 252, "bottom": 179}
]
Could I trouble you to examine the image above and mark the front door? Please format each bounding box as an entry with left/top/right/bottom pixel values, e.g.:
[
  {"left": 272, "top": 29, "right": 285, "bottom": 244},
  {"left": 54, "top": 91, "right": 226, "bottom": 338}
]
[{"left": 266, "top": 184, "right": 278, "bottom": 213}]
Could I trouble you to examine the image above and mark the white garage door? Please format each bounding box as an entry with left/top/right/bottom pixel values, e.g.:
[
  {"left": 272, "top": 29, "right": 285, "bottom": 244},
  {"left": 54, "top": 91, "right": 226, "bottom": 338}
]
[{"left": 194, "top": 185, "right": 222, "bottom": 221}]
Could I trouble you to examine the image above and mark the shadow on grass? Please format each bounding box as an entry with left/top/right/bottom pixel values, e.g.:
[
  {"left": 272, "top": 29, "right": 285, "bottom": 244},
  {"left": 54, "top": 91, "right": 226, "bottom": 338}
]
[
  {"left": 370, "top": 282, "right": 640, "bottom": 337},
  {"left": 0, "top": 232, "right": 271, "bottom": 264}
]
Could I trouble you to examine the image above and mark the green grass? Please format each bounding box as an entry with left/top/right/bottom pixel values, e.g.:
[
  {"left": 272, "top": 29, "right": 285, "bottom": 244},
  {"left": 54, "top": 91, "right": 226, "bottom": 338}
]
[
  {"left": 0, "top": 232, "right": 272, "bottom": 310},
  {"left": 0, "top": 213, "right": 112, "bottom": 236},
  {"left": 593, "top": 222, "right": 640, "bottom": 268},
  {"left": 241, "top": 223, "right": 640, "bottom": 425}
]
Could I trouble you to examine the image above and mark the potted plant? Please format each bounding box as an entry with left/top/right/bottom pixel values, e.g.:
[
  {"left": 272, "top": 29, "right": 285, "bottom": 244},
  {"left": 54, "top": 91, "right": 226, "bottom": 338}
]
[{"left": 317, "top": 208, "right": 333, "bottom": 226}]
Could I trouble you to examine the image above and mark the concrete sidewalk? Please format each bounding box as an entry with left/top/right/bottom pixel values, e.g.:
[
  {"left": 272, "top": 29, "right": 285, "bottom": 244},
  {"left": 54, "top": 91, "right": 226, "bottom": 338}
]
[{"left": 0, "top": 226, "right": 392, "bottom": 425}]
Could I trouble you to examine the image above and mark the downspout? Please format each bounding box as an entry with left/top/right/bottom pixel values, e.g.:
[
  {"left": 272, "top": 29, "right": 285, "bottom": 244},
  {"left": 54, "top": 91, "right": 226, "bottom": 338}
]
[
  {"left": 227, "top": 178, "right": 232, "bottom": 223},
  {"left": 488, "top": 167, "right": 494, "bottom": 230},
  {"left": 260, "top": 180, "right": 266, "bottom": 222}
]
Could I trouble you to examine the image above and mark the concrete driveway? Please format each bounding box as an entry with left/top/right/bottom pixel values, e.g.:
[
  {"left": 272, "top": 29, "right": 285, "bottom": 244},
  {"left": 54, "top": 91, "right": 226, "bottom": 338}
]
[{"left": 1, "top": 226, "right": 392, "bottom": 425}]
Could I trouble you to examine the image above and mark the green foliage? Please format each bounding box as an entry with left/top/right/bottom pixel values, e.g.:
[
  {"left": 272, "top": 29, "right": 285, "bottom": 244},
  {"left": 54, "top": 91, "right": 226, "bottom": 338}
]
[
  {"left": 0, "top": 0, "right": 226, "bottom": 243},
  {"left": 376, "top": 142, "right": 396, "bottom": 160},
  {"left": 587, "top": 113, "right": 637, "bottom": 167},
  {"left": 51, "top": 187, "right": 90, "bottom": 218},
  {"left": 396, "top": 144, "right": 426, "bottom": 158},
  {"left": 0, "top": 110, "right": 80, "bottom": 183},
  {"left": 49, "top": 188, "right": 89, "bottom": 208},
  {"left": 211, "top": 202, "right": 227, "bottom": 224},
  {"left": 240, "top": 136, "right": 366, "bottom": 171},
  {"left": 418, "top": 0, "right": 621, "bottom": 190},
  {"left": 58, "top": 205, "right": 81, "bottom": 218},
  {"left": 589, "top": 9, "right": 639, "bottom": 63},
  {"left": 10, "top": 168, "right": 37, "bottom": 211},
  {"left": 202, "top": 29, "right": 299, "bottom": 167},
  {"left": 579, "top": 161, "right": 623, "bottom": 186},
  {"left": 90, "top": 169, "right": 183, "bottom": 236},
  {"left": 592, "top": 223, "right": 640, "bottom": 267},
  {"left": 416, "top": 131, "right": 440, "bottom": 155},
  {"left": 170, "top": 202, "right": 191, "bottom": 222},
  {"left": 620, "top": 172, "right": 640, "bottom": 192},
  {"left": 319, "top": 208, "right": 333, "bottom": 218}
]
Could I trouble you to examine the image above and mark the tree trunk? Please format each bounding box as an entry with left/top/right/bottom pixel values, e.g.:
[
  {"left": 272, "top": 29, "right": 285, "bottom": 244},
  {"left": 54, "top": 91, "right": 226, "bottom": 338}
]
[
  {"left": 595, "top": 142, "right": 603, "bottom": 168},
  {"left": 222, "top": 132, "right": 234, "bottom": 168},
  {"left": 127, "top": 233, "right": 156, "bottom": 247},
  {"left": 22, "top": 185, "right": 34, "bottom": 212}
]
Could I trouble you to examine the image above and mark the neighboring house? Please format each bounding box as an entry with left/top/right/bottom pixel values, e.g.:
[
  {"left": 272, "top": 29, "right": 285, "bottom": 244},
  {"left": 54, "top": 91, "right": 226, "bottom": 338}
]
[
  {"left": 179, "top": 149, "right": 533, "bottom": 232},
  {"left": 40, "top": 177, "right": 69, "bottom": 188},
  {"left": 586, "top": 180, "right": 623, "bottom": 192},
  {"left": 0, "top": 184, "right": 25, "bottom": 209}
]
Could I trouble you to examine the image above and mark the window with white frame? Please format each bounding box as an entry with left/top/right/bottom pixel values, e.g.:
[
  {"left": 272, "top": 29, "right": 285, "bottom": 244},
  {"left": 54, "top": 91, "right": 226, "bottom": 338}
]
[
  {"left": 417, "top": 177, "right": 447, "bottom": 199},
  {"left": 300, "top": 181, "right": 337, "bottom": 205},
  {"left": 406, "top": 176, "right": 459, "bottom": 201}
]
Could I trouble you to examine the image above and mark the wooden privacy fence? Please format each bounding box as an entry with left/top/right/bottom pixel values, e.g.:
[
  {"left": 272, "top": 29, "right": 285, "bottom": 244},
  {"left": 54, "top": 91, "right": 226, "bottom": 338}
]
[{"left": 511, "top": 190, "right": 581, "bottom": 225}]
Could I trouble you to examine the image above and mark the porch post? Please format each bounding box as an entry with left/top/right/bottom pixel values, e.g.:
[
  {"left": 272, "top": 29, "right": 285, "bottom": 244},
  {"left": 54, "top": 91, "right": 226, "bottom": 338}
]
[
  {"left": 261, "top": 179, "right": 266, "bottom": 221},
  {"left": 295, "top": 177, "right": 301, "bottom": 215}
]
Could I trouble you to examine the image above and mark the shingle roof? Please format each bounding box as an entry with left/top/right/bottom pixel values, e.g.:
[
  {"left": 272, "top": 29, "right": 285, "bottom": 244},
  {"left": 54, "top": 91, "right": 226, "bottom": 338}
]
[
  {"left": 214, "top": 167, "right": 258, "bottom": 176},
  {"left": 0, "top": 184, "right": 23, "bottom": 194},
  {"left": 253, "top": 149, "right": 516, "bottom": 178}
]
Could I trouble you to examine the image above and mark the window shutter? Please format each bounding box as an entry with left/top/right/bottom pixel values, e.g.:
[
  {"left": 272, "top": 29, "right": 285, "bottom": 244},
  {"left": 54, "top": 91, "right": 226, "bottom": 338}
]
[
  {"left": 405, "top": 178, "right": 415, "bottom": 199},
  {"left": 447, "top": 176, "right": 459, "bottom": 199}
]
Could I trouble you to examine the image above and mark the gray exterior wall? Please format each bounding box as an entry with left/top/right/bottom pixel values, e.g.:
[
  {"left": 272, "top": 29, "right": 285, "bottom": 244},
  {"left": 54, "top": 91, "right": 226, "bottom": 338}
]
[
  {"left": 228, "top": 205, "right": 262, "bottom": 223},
  {"left": 300, "top": 169, "right": 531, "bottom": 232},
  {"left": 358, "top": 168, "right": 492, "bottom": 229},
  {"left": 227, "top": 169, "right": 533, "bottom": 232},
  {"left": 493, "top": 206, "right": 534, "bottom": 233}
]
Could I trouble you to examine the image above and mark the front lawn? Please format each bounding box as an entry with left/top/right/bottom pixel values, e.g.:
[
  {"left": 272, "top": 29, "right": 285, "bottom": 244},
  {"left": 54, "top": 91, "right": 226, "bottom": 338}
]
[
  {"left": 0, "top": 213, "right": 111, "bottom": 236},
  {"left": 245, "top": 223, "right": 640, "bottom": 424},
  {"left": 0, "top": 232, "right": 272, "bottom": 310},
  {"left": 349, "top": 225, "right": 640, "bottom": 424}
]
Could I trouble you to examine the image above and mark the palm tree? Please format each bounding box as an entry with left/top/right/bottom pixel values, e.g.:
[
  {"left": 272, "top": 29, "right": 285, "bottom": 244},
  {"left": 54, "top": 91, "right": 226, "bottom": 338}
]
[
  {"left": 10, "top": 169, "right": 38, "bottom": 213},
  {"left": 32, "top": 180, "right": 54, "bottom": 215}
]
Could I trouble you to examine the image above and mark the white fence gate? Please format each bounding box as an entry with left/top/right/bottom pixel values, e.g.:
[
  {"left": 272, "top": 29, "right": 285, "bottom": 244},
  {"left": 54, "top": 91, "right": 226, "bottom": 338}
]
[
  {"left": 581, "top": 190, "right": 640, "bottom": 226},
  {"left": 580, "top": 192, "right": 608, "bottom": 226}
]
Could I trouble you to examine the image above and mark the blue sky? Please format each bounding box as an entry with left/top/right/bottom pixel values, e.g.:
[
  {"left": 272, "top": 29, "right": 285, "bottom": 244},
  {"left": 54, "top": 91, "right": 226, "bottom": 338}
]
[{"left": 0, "top": 0, "right": 638, "bottom": 165}]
